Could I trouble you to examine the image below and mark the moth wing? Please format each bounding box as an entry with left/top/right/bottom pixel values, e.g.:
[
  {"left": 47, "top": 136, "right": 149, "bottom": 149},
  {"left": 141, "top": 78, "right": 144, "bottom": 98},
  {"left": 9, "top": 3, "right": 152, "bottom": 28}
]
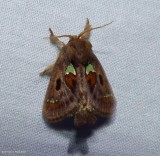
[
  {"left": 43, "top": 51, "right": 78, "bottom": 122},
  {"left": 87, "top": 54, "right": 115, "bottom": 116}
]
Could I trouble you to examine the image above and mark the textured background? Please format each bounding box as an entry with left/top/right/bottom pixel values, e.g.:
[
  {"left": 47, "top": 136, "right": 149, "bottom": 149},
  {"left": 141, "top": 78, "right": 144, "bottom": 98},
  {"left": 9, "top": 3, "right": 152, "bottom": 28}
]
[{"left": 1, "top": 1, "right": 160, "bottom": 156}]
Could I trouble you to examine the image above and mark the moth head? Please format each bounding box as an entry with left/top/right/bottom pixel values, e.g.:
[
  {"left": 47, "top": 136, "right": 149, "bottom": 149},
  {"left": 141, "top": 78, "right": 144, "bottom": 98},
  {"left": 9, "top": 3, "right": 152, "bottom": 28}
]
[
  {"left": 66, "top": 37, "right": 93, "bottom": 65},
  {"left": 57, "top": 21, "right": 113, "bottom": 65}
]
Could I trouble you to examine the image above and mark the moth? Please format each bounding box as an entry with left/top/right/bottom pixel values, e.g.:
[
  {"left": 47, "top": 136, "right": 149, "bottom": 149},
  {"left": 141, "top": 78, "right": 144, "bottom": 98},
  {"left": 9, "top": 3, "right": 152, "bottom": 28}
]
[{"left": 40, "top": 19, "right": 115, "bottom": 126}]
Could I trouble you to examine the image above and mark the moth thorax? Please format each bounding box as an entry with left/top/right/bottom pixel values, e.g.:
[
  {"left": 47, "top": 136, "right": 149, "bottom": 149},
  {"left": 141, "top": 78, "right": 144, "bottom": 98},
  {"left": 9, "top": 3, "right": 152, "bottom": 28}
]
[{"left": 66, "top": 39, "right": 92, "bottom": 65}]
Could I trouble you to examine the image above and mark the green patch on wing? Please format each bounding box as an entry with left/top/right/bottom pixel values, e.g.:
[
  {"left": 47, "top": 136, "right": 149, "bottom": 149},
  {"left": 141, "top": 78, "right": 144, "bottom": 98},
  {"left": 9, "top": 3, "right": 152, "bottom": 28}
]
[
  {"left": 47, "top": 98, "right": 57, "bottom": 104},
  {"left": 86, "top": 64, "right": 95, "bottom": 75},
  {"left": 65, "top": 64, "right": 76, "bottom": 75},
  {"left": 104, "top": 93, "right": 112, "bottom": 97}
]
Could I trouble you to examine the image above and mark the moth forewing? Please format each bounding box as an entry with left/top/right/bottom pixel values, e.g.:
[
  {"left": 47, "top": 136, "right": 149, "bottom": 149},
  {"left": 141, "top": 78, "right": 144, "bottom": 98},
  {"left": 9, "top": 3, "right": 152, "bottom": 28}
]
[
  {"left": 42, "top": 50, "right": 78, "bottom": 122},
  {"left": 84, "top": 53, "right": 115, "bottom": 117}
]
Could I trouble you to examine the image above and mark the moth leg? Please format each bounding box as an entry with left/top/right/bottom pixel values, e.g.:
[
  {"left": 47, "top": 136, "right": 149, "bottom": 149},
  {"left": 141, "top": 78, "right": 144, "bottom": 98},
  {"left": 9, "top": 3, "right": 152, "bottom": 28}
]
[
  {"left": 39, "top": 63, "right": 55, "bottom": 76},
  {"left": 49, "top": 28, "right": 65, "bottom": 47},
  {"left": 80, "top": 18, "right": 91, "bottom": 40}
]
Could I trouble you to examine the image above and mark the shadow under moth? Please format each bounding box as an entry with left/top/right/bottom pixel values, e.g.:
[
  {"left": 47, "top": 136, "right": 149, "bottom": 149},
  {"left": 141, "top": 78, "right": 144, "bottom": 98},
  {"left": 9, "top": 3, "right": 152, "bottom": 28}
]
[{"left": 40, "top": 19, "right": 115, "bottom": 126}]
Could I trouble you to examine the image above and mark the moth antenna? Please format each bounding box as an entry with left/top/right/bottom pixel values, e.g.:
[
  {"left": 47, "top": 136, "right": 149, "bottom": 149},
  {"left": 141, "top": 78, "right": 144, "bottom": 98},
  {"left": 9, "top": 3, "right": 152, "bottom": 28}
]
[
  {"left": 57, "top": 35, "right": 77, "bottom": 40},
  {"left": 57, "top": 35, "right": 74, "bottom": 39},
  {"left": 78, "top": 21, "right": 113, "bottom": 38}
]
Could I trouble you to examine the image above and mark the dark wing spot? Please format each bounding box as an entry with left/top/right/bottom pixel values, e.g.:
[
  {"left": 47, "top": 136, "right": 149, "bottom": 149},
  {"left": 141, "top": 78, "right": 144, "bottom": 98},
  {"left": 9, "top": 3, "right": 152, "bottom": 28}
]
[
  {"left": 99, "top": 74, "right": 103, "bottom": 86},
  {"left": 93, "top": 93, "right": 97, "bottom": 100},
  {"left": 65, "top": 100, "right": 69, "bottom": 106},
  {"left": 56, "top": 78, "right": 61, "bottom": 90},
  {"left": 69, "top": 96, "right": 74, "bottom": 103}
]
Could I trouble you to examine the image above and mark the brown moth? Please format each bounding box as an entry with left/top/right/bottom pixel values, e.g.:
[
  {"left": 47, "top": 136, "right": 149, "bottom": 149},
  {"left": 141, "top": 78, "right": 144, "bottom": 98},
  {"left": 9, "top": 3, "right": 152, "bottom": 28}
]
[{"left": 40, "top": 19, "right": 115, "bottom": 126}]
